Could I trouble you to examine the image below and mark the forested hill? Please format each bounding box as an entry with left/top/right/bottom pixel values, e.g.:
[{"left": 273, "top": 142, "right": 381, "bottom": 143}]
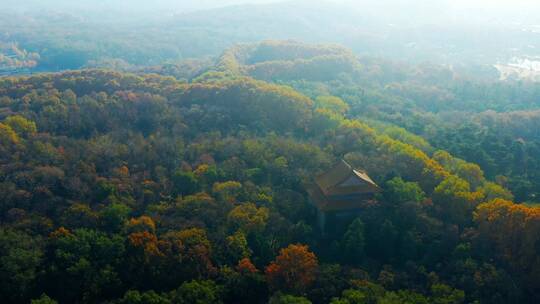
[
  {"left": 3, "top": 0, "right": 540, "bottom": 74},
  {"left": 1, "top": 50, "right": 540, "bottom": 303},
  {"left": 200, "top": 40, "right": 540, "bottom": 203}
]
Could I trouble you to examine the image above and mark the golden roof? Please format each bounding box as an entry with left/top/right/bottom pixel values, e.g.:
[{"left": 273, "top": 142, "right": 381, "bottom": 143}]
[
  {"left": 314, "top": 160, "right": 380, "bottom": 196},
  {"left": 309, "top": 160, "right": 380, "bottom": 212}
]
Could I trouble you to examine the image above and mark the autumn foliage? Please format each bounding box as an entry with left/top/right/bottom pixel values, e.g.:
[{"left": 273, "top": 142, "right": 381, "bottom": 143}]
[
  {"left": 1, "top": 40, "right": 540, "bottom": 303},
  {"left": 237, "top": 258, "right": 258, "bottom": 274},
  {"left": 474, "top": 199, "right": 540, "bottom": 291},
  {"left": 265, "top": 244, "right": 319, "bottom": 293}
]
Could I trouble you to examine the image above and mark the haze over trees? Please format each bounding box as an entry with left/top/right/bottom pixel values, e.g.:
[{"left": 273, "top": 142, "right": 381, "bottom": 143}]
[{"left": 1, "top": 1, "right": 540, "bottom": 303}]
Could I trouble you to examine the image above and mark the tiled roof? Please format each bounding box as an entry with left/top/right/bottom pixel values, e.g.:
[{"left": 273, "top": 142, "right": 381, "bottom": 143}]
[
  {"left": 314, "top": 159, "right": 380, "bottom": 196},
  {"left": 309, "top": 159, "right": 381, "bottom": 212}
]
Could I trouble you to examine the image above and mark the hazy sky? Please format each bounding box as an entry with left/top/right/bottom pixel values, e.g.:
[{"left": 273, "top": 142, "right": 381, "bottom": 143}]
[
  {"left": 3, "top": 0, "right": 540, "bottom": 13},
  {"left": 4, "top": 0, "right": 539, "bottom": 10},
  {"left": 229, "top": 0, "right": 539, "bottom": 8},
  {"left": 3, "top": 0, "right": 540, "bottom": 27}
]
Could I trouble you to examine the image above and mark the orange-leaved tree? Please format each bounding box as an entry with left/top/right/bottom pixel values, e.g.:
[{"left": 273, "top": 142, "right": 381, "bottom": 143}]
[
  {"left": 474, "top": 199, "right": 540, "bottom": 295},
  {"left": 265, "top": 244, "right": 318, "bottom": 294}
]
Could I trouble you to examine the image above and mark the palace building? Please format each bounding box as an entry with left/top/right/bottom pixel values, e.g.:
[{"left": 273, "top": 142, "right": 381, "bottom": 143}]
[{"left": 307, "top": 159, "right": 381, "bottom": 231}]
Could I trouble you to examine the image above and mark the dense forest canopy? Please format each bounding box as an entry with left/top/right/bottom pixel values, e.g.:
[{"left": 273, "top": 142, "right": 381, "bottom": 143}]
[{"left": 1, "top": 1, "right": 540, "bottom": 304}]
